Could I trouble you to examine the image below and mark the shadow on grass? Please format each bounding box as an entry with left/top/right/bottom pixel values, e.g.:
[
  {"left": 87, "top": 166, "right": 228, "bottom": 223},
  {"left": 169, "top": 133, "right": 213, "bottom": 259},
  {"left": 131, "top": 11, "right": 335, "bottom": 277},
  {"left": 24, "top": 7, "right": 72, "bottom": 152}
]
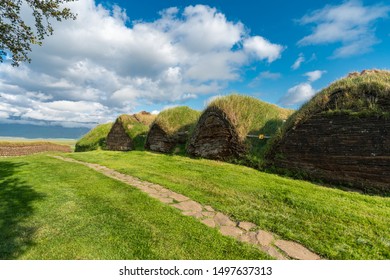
[{"left": 0, "top": 161, "right": 44, "bottom": 259}]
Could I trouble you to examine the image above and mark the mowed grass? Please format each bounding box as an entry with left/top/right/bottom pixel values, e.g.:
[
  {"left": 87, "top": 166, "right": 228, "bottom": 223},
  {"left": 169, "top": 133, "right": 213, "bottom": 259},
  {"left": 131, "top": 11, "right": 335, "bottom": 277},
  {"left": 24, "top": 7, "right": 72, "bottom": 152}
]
[
  {"left": 0, "top": 154, "right": 269, "bottom": 260},
  {"left": 69, "top": 151, "right": 390, "bottom": 260}
]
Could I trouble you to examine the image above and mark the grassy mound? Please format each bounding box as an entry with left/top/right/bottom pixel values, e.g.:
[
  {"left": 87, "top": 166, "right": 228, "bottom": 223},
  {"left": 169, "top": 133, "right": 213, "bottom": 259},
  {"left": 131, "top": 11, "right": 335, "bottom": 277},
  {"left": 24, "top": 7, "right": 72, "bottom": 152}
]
[
  {"left": 75, "top": 123, "right": 113, "bottom": 152},
  {"left": 209, "top": 94, "right": 293, "bottom": 140},
  {"left": 145, "top": 106, "right": 200, "bottom": 154},
  {"left": 116, "top": 112, "right": 156, "bottom": 150},
  {"left": 265, "top": 69, "right": 390, "bottom": 193},
  {"left": 154, "top": 106, "right": 200, "bottom": 136},
  {"left": 282, "top": 69, "right": 390, "bottom": 133},
  {"left": 196, "top": 94, "right": 293, "bottom": 166}
]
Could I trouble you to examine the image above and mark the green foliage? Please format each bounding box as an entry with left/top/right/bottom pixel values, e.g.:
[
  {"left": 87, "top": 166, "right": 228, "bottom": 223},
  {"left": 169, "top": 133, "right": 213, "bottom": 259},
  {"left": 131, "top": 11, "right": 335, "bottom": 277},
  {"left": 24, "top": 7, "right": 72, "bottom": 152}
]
[
  {"left": 0, "top": 154, "right": 268, "bottom": 259},
  {"left": 70, "top": 151, "right": 390, "bottom": 260},
  {"left": 75, "top": 123, "right": 113, "bottom": 152},
  {"left": 154, "top": 106, "right": 200, "bottom": 136},
  {"left": 0, "top": 0, "right": 77, "bottom": 66}
]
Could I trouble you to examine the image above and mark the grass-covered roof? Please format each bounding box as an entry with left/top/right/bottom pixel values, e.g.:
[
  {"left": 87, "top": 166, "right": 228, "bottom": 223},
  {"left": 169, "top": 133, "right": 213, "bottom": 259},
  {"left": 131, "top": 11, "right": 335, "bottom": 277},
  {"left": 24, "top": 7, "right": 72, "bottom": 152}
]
[
  {"left": 75, "top": 122, "right": 113, "bottom": 152},
  {"left": 208, "top": 94, "right": 293, "bottom": 140},
  {"left": 116, "top": 112, "right": 156, "bottom": 139},
  {"left": 153, "top": 106, "right": 200, "bottom": 136},
  {"left": 283, "top": 69, "right": 390, "bottom": 132}
]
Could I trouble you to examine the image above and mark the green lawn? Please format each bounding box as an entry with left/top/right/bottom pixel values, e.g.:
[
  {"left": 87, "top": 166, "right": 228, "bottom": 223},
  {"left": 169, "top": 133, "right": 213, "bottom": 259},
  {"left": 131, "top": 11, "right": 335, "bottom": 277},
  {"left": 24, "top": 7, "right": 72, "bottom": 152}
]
[
  {"left": 68, "top": 151, "right": 390, "bottom": 260},
  {"left": 0, "top": 154, "right": 269, "bottom": 260}
]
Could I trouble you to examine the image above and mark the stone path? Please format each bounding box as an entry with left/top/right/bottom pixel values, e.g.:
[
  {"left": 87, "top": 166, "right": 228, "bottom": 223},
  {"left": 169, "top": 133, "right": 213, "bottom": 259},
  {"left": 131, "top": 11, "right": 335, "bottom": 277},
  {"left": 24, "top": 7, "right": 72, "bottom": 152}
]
[{"left": 51, "top": 155, "right": 322, "bottom": 260}]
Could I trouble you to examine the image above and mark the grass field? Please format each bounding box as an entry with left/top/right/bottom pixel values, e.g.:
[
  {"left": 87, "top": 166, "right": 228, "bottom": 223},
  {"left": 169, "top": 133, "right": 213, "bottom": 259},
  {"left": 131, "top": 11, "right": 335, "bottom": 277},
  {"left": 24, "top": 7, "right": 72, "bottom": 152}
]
[
  {"left": 1, "top": 150, "right": 389, "bottom": 260},
  {"left": 0, "top": 137, "right": 76, "bottom": 146},
  {"left": 0, "top": 154, "right": 268, "bottom": 260},
  {"left": 68, "top": 151, "right": 390, "bottom": 260}
]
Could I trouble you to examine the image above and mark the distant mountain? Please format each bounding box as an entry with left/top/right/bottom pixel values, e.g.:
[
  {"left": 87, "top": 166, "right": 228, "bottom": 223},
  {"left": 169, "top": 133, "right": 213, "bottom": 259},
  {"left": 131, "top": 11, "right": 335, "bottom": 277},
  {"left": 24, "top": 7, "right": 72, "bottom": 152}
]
[{"left": 0, "top": 123, "right": 90, "bottom": 139}]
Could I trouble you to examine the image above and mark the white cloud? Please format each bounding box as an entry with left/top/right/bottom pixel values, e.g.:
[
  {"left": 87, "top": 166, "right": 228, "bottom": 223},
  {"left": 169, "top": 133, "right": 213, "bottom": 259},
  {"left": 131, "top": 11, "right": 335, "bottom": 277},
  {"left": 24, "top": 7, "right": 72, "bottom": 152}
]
[
  {"left": 0, "top": 1, "right": 284, "bottom": 127},
  {"left": 304, "top": 70, "right": 326, "bottom": 82},
  {"left": 243, "top": 36, "right": 284, "bottom": 63},
  {"left": 0, "top": 111, "right": 9, "bottom": 119},
  {"left": 291, "top": 53, "right": 305, "bottom": 70},
  {"left": 298, "top": 0, "right": 390, "bottom": 57},
  {"left": 151, "top": 110, "right": 160, "bottom": 115},
  {"left": 259, "top": 71, "right": 281, "bottom": 80},
  {"left": 279, "top": 83, "right": 316, "bottom": 107}
]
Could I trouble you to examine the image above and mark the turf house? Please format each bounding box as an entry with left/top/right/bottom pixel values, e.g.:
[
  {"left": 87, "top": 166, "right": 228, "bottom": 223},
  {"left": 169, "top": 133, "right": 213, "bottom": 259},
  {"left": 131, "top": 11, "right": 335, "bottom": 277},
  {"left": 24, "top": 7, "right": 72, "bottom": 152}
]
[
  {"left": 187, "top": 94, "right": 293, "bottom": 165},
  {"left": 266, "top": 70, "right": 390, "bottom": 193},
  {"left": 106, "top": 111, "right": 155, "bottom": 151},
  {"left": 145, "top": 106, "right": 200, "bottom": 153}
]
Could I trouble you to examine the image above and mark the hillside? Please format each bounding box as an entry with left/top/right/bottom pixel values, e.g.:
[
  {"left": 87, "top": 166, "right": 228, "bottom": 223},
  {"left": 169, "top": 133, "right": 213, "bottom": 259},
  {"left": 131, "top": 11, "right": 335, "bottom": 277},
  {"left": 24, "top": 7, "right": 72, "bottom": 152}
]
[{"left": 75, "top": 123, "right": 113, "bottom": 152}]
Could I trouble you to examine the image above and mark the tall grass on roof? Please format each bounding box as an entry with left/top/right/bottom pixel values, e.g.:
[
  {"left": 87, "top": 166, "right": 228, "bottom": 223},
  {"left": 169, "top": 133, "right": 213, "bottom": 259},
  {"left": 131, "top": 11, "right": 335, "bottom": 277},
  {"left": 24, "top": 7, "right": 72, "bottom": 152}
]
[
  {"left": 145, "top": 106, "right": 200, "bottom": 154},
  {"left": 187, "top": 94, "right": 293, "bottom": 167},
  {"left": 286, "top": 69, "right": 390, "bottom": 131}
]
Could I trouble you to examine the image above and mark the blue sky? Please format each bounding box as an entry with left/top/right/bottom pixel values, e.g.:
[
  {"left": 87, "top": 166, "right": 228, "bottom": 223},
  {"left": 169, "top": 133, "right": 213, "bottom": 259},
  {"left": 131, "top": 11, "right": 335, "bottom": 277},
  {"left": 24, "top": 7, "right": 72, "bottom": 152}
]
[{"left": 0, "top": 0, "right": 389, "bottom": 132}]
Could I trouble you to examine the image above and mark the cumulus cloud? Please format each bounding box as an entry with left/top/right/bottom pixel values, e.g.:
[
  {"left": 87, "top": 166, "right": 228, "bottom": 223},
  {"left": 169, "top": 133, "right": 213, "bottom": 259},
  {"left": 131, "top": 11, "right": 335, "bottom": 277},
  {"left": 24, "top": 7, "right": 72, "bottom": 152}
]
[
  {"left": 298, "top": 0, "right": 390, "bottom": 58},
  {"left": 279, "top": 69, "right": 326, "bottom": 107},
  {"left": 0, "top": 1, "right": 285, "bottom": 128},
  {"left": 243, "top": 36, "right": 284, "bottom": 63},
  {"left": 279, "top": 83, "right": 316, "bottom": 107},
  {"left": 291, "top": 53, "right": 305, "bottom": 70},
  {"left": 304, "top": 70, "right": 326, "bottom": 82}
]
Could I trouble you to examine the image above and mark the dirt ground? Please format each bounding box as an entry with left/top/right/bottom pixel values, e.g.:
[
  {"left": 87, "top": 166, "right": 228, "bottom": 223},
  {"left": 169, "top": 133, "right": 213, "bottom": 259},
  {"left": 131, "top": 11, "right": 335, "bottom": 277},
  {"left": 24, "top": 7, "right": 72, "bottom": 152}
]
[{"left": 0, "top": 142, "right": 72, "bottom": 156}]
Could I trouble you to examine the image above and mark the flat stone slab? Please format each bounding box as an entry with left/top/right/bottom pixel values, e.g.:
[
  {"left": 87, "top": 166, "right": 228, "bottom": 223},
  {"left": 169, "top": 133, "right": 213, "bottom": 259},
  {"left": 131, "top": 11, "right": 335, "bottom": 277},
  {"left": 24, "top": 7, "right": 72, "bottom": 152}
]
[
  {"left": 169, "top": 193, "right": 190, "bottom": 202},
  {"left": 261, "top": 246, "right": 288, "bottom": 260},
  {"left": 141, "top": 187, "right": 159, "bottom": 194},
  {"left": 204, "top": 205, "right": 214, "bottom": 212},
  {"left": 238, "top": 221, "right": 256, "bottom": 231},
  {"left": 157, "top": 197, "right": 174, "bottom": 204},
  {"left": 150, "top": 184, "right": 163, "bottom": 190},
  {"left": 220, "top": 226, "right": 243, "bottom": 238},
  {"left": 201, "top": 218, "right": 216, "bottom": 228},
  {"left": 173, "top": 201, "right": 203, "bottom": 212},
  {"left": 183, "top": 211, "right": 203, "bottom": 218},
  {"left": 239, "top": 232, "right": 258, "bottom": 244},
  {"left": 202, "top": 211, "right": 215, "bottom": 217},
  {"left": 214, "top": 213, "right": 236, "bottom": 227},
  {"left": 274, "top": 240, "right": 321, "bottom": 260},
  {"left": 256, "top": 230, "right": 274, "bottom": 246}
]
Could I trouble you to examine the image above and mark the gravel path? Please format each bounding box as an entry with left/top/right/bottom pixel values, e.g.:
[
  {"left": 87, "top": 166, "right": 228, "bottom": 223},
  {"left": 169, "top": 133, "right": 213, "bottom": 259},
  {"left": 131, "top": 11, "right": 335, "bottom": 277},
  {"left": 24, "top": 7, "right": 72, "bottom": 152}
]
[{"left": 52, "top": 155, "right": 322, "bottom": 260}]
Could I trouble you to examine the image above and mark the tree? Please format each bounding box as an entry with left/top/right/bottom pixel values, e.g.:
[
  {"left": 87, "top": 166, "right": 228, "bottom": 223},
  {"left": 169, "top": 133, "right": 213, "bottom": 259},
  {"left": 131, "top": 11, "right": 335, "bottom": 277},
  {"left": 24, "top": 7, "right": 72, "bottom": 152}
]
[{"left": 0, "top": 0, "right": 77, "bottom": 66}]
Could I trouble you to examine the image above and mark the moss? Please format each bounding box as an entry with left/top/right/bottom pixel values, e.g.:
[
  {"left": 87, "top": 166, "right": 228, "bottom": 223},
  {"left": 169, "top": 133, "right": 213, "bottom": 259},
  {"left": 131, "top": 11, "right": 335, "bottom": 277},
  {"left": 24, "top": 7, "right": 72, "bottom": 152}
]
[{"left": 75, "top": 123, "right": 113, "bottom": 152}]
